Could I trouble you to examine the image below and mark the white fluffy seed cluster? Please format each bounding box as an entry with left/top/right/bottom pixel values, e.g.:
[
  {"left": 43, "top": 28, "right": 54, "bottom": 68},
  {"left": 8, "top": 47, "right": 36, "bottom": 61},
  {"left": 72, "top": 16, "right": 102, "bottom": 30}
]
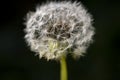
[{"left": 24, "top": 1, "right": 95, "bottom": 60}]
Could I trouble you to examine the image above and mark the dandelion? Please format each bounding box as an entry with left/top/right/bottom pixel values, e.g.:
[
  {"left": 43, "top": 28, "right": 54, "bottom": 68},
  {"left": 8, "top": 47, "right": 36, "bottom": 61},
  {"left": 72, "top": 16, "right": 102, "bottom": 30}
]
[{"left": 24, "top": 1, "right": 95, "bottom": 80}]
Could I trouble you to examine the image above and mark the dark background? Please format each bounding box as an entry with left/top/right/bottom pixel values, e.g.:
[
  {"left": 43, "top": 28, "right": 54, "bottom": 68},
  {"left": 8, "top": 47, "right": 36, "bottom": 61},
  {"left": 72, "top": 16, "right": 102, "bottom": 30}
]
[{"left": 0, "top": 0, "right": 120, "bottom": 80}]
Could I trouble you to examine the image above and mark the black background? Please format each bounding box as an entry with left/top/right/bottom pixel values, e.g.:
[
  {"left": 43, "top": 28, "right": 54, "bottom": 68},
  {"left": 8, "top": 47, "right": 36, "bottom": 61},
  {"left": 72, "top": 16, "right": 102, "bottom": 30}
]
[{"left": 0, "top": 0, "right": 120, "bottom": 80}]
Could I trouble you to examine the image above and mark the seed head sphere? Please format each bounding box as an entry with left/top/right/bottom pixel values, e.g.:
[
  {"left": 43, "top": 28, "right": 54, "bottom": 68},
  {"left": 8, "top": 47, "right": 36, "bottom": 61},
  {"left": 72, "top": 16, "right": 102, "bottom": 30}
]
[{"left": 24, "top": 1, "right": 95, "bottom": 60}]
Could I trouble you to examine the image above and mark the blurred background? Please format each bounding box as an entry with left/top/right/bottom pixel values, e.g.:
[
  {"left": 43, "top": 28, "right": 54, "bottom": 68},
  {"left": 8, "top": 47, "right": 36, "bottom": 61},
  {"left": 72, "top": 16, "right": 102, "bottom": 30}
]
[{"left": 0, "top": 0, "right": 120, "bottom": 80}]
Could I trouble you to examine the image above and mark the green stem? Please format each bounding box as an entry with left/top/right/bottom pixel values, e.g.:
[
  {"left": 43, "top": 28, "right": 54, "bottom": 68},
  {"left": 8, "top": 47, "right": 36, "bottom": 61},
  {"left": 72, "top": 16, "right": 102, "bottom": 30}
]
[{"left": 60, "top": 56, "right": 68, "bottom": 80}]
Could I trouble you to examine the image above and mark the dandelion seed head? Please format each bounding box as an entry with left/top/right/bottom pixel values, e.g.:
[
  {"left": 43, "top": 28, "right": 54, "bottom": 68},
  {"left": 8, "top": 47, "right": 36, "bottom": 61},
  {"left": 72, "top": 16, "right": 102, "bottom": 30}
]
[{"left": 24, "top": 1, "right": 95, "bottom": 60}]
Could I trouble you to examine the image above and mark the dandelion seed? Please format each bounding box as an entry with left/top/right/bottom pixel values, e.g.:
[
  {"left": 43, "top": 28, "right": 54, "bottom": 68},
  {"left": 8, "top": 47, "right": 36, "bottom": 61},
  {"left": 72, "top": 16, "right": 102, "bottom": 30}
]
[{"left": 24, "top": 1, "right": 95, "bottom": 60}]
